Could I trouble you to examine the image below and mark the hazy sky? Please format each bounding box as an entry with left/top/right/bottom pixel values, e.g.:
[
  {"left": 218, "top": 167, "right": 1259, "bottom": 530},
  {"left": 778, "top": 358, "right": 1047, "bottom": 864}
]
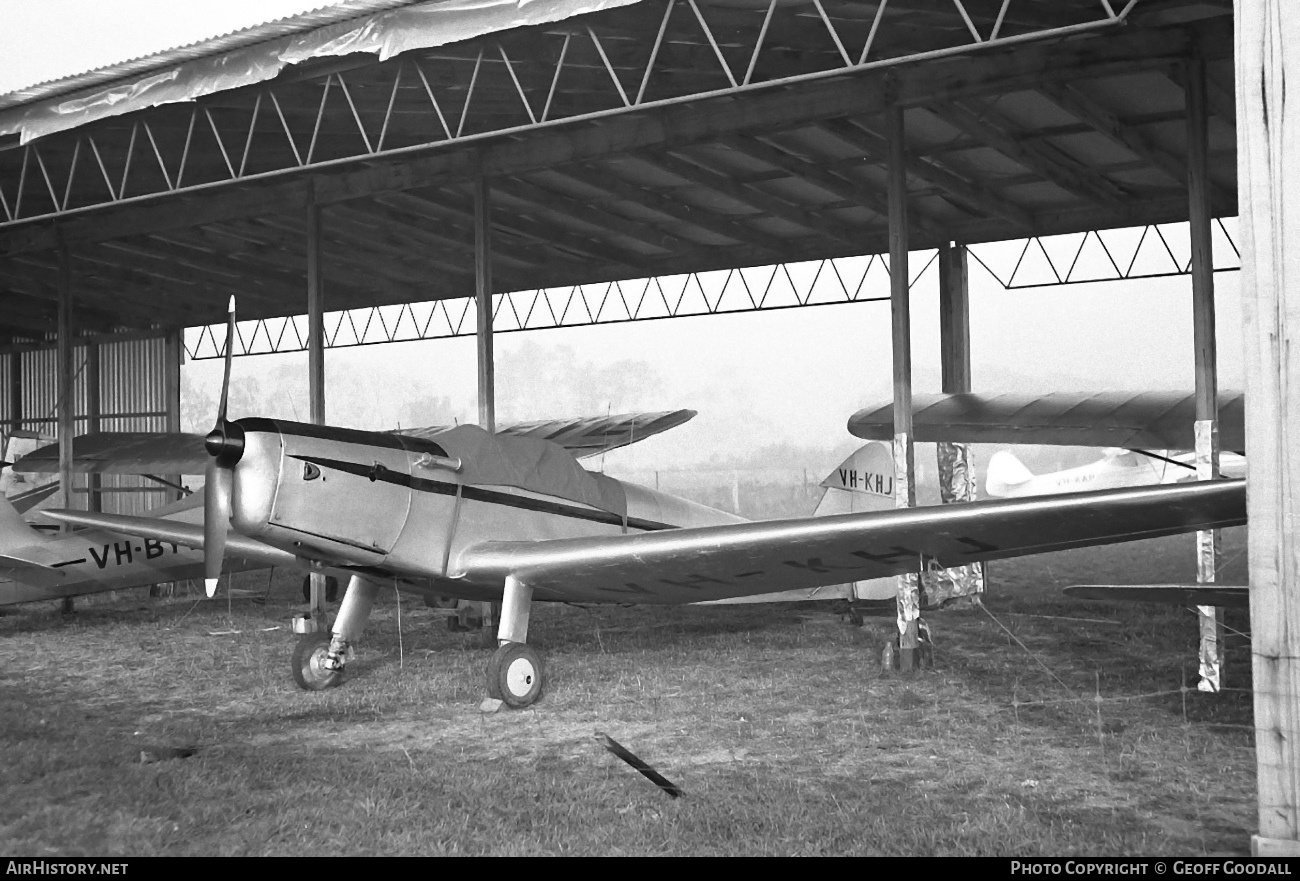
[{"left": 1, "top": 3, "right": 1247, "bottom": 478}]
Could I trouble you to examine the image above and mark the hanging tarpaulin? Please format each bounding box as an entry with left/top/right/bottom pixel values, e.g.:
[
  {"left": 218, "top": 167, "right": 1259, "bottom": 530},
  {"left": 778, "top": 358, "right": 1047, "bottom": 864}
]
[{"left": 0, "top": 0, "right": 644, "bottom": 144}]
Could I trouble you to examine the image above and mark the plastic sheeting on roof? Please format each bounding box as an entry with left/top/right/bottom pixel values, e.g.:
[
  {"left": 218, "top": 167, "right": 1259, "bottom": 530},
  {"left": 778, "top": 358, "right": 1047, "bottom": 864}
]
[{"left": 0, "top": 0, "right": 641, "bottom": 145}]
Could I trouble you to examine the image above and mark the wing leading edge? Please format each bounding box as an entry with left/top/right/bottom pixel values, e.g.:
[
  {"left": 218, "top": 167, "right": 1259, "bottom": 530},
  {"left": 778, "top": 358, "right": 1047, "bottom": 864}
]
[{"left": 450, "top": 479, "right": 1246, "bottom": 604}]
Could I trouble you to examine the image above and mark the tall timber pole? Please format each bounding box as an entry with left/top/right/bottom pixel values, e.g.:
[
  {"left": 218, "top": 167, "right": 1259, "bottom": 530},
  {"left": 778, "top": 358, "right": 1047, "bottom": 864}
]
[
  {"left": 1236, "top": 0, "right": 1300, "bottom": 856},
  {"left": 475, "top": 175, "right": 496, "bottom": 435},
  {"left": 936, "top": 242, "right": 983, "bottom": 605},
  {"left": 57, "top": 240, "right": 76, "bottom": 614},
  {"left": 306, "top": 194, "right": 328, "bottom": 625},
  {"left": 1185, "top": 57, "right": 1224, "bottom": 693},
  {"left": 887, "top": 100, "right": 920, "bottom": 671}
]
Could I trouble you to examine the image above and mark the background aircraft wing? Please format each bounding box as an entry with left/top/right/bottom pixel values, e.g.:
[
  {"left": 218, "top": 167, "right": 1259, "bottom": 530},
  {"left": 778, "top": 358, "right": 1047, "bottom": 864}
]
[
  {"left": 399, "top": 410, "right": 696, "bottom": 458},
  {"left": 34, "top": 509, "right": 299, "bottom": 569},
  {"left": 1064, "top": 583, "right": 1249, "bottom": 607},
  {"left": 848, "top": 392, "right": 1245, "bottom": 451},
  {"left": 450, "top": 479, "right": 1246, "bottom": 604},
  {"left": 14, "top": 432, "right": 208, "bottom": 475}
]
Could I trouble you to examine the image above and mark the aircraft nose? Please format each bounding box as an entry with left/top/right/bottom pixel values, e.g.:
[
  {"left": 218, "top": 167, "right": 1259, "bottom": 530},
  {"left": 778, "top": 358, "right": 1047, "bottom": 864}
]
[{"left": 205, "top": 421, "right": 245, "bottom": 467}]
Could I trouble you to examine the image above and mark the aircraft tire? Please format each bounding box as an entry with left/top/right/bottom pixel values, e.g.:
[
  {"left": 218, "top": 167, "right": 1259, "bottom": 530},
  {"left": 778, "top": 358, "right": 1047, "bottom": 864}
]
[
  {"left": 291, "top": 632, "right": 344, "bottom": 691},
  {"left": 486, "top": 642, "right": 543, "bottom": 708},
  {"left": 300, "top": 575, "right": 340, "bottom": 603}
]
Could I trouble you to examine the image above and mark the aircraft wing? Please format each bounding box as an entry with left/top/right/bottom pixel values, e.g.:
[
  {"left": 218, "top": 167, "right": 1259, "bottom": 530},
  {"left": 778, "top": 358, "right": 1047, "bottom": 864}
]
[
  {"left": 34, "top": 509, "right": 299, "bottom": 569},
  {"left": 399, "top": 410, "right": 696, "bottom": 458},
  {"left": 450, "top": 479, "right": 1246, "bottom": 604},
  {"left": 848, "top": 392, "right": 1245, "bottom": 451},
  {"left": 13, "top": 432, "right": 208, "bottom": 475}
]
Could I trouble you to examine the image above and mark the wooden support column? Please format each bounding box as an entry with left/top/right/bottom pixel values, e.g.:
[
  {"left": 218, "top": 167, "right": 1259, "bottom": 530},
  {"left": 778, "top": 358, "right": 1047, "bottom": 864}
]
[
  {"left": 887, "top": 103, "right": 921, "bottom": 671},
  {"left": 56, "top": 243, "right": 74, "bottom": 521},
  {"left": 475, "top": 175, "right": 496, "bottom": 434},
  {"left": 7, "top": 352, "right": 20, "bottom": 435},
  {"left": 163, "top": 330, "right": 184, "bottom": 501},
  {"left": 1238, "top": 0, "right": 1300, "bottom": 856},
  {"left": 471, "top": 176, "right": 498, "bottom": 631},
  {"left": 305, "top": 197, "right": 328, "bottom": 625},
  {"left": 307, "top": 200, "right": 326, "bottom": 427},
  {"left": 84, "top": 340, "right": 100, "bottom": 513},
  {"left": 1186, "top": 57, "right": 1224, "bottom": 693},
  {"left": 57, "top": 243, "right": 75, "bottom": 615},
  {"left": 935, "top": 243, "right": 984, "bottom": 605}
]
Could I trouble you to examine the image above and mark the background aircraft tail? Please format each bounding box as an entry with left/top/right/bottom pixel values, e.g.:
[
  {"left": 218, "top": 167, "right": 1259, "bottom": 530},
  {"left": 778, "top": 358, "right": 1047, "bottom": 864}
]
[
  {"left": 985, "top": 450, "right": 1035, "bottom": 497},
  {"left": 0, "top": 492, "right": 47, "bottom": 548}
]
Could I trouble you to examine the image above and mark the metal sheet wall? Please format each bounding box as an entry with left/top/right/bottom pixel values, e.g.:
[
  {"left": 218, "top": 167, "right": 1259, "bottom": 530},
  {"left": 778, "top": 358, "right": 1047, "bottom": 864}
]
[{"left": 1, "top": 336, "right": 177, "bottom": 515}]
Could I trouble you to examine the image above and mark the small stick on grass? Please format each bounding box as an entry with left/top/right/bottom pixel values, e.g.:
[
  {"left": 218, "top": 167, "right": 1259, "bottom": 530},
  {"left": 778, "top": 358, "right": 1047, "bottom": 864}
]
[{"left": 596, "top": 731, "right": 683, "bottom": 798}]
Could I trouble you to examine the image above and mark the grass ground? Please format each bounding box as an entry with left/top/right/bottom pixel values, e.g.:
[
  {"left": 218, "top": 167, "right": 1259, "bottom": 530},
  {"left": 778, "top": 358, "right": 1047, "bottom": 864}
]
[{"left": 0, "top": 527, "right": 1255, "bottom": 856}]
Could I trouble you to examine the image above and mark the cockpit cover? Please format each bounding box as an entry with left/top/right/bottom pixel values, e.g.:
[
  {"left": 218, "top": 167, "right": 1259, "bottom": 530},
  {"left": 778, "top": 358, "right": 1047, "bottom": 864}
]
[{"left": 431, "top": 425, "right": 627, "bottom": 518}]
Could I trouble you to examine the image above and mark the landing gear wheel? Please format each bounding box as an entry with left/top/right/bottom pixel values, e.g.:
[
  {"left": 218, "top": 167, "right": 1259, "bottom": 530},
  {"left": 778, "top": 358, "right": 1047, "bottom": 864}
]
[
  {"left": 292, "top": 632, "right": 344, "bottom": 691},
  {"left": 486, "top": 642, "right": 543, "bottom": 708},
  {"left": 301, "top": 575, "right": 340, "bottom": 603}
]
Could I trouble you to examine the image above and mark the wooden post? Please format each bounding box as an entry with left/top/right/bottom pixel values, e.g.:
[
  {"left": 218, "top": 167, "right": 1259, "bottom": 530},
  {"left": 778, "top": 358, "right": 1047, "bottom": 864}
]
[
  {"left": 1236, "top": 0, "right": 1300, "bottom": 856},
  {"left": 1186, "top": 57, "right": 1224, "bottom": 693},
  {"left": 8, "top": 351, "right": 20, "bottom": 436},
  {"left": 306, "top": 197, "right": 328, "bottom": 625},
  {"left": 57, "top": 242, "right": 75, "bottom": 615},
  {"left": 163, "top": 329, "right": 183, "bottom": 501},
  {"left": 475, "top": 175, "right": 496, "bottom": 434},
  {"left": 935, "top": 242, "right": 984, "bottom": 606},
  {"left": 307, "top": 200, "right": 326, "bottom": 428},
  {"left": 84, "top": 340, "right": 100, "bottom": 513},
  {"left": 470, "top": 175, "right": 497, "bottom": 632},
  {"left": 56, "top": 243, "right": 74, "bottom": 520},
  {"left": 887, "top": 103, "right": 920, "bottom": 671}
]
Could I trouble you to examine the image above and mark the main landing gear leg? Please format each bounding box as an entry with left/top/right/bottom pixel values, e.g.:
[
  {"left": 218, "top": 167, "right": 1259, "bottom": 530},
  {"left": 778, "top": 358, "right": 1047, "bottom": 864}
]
[
  {"left": 292, "top": 574, "right": 377, "bottom": 690},
  {"left": 483, "top": 575, "right": 542, "bottom": 711}
]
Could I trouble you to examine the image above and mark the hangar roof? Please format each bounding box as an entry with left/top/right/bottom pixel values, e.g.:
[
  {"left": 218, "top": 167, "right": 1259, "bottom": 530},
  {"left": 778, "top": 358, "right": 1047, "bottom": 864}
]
[{"left": 0, "top": 0, "right": 1237, "bottom": 350}]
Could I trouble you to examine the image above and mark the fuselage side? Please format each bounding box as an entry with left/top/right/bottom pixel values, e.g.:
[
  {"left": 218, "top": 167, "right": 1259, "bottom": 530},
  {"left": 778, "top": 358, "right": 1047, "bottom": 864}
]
[
  {"left": 225, "top": 419, "right": 742, "bottom": 595},
  {"left": 0, "top": 493, "right": 262, "bottom": 605}
]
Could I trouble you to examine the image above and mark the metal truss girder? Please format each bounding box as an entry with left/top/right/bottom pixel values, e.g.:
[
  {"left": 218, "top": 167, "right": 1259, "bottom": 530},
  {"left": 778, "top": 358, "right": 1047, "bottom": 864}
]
[
  {"left": 183, "top": 215, "right": 1240, "bottom": 360},
  {"left": 0, "top": 0, "right": 1144, "bottom": 232},
  {"left": 966, "top": 218, "right": 1240, "bottom": 288},
  {"left": 184, "top": 251, "right": 930, "bottom": 359}
]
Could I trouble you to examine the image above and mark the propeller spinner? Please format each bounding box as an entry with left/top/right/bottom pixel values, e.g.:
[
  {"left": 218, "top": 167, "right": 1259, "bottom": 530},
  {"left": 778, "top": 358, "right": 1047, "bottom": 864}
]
[{"left": 203, "top": 296, "right": 243, "bottom": 597}]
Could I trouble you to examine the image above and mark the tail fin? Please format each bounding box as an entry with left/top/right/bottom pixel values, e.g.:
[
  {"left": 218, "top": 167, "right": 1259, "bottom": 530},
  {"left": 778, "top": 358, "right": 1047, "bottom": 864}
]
[
  {"left": 985, "top": 451, "right": 1034, "bottom": 498},
  {"left": 0, "top": 493, "right": 46, "bottom": 547}
]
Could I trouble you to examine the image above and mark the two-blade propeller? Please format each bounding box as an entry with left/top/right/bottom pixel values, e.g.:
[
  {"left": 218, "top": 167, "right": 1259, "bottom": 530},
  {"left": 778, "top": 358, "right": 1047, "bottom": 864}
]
[{"left": 202, "top": 296, "right": 244, "bottom": 597}]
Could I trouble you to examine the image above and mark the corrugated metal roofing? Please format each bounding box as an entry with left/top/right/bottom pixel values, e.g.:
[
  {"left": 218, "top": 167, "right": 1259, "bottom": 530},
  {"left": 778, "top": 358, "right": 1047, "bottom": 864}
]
[{"left": 0, "top": 0, "right": 426, "bottom": 111}]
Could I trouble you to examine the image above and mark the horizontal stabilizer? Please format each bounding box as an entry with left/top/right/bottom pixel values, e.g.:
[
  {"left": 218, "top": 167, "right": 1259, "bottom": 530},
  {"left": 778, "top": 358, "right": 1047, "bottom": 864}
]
[
  {"left": 15, "top": 432, "right": 207, "bottom": 475},
  {"left": 0, "top": 554, "right": 66, "bottom": 587},
  {"left": 1064, "top": 583, "right": 1249, "bottom": 607},
  {"left": 401, "top": 410, "right": 696, "bottom": 458},
  {"left": 848, "top": 391, "right": 1245, "bottom": 451},
  {"left": 9, "top": 480, "right": 59, "bottom": 513}
]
